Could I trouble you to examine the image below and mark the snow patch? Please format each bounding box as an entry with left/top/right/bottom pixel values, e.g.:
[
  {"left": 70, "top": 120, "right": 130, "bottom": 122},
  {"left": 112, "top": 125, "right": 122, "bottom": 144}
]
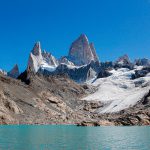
[{"left": 40, "top": 61, "right": 57, "bottom": 72}]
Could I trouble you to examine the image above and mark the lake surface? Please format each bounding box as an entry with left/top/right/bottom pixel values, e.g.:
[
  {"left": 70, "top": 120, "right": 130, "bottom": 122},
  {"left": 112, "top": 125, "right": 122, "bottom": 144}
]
[{"left": 0, "top": 125, "right": 150, "bottom": 150}]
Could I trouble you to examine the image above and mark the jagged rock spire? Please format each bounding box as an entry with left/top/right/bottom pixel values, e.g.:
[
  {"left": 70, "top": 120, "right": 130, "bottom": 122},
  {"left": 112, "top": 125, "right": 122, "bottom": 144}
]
[
  {"left": 90, "top": 43, "right": 99, "bottom": 62},
  {"left": 8, "top": 64, "right": 19, "bottom": 78},
  {"left": 59, "top": 56, "right": 75, "bottom": 66},
  {"left": 134, "top": 58, "right": 150, "bottom": 66},
  {"left": 42, "top": 51, "right": 58, "bottom": 67},
  {"left": 116, "top": 54, "right": 131, "bottom": 65},
  {"left": 31, "top": 41, "right": 42, "bottom": 56},
  {"left": 27, "top": 42, "right": 59, "bottom": 73},
  {"left": 68, "top": 34, "right": 99, "bottom": 66},
  {"left": 27, "top": 42, "right": 43, "bottom": 73}
]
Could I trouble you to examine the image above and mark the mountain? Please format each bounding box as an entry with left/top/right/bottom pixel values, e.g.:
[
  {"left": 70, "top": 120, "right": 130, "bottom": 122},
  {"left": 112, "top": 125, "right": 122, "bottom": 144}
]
[
  {"left": 90, "top": 43, "right": 99, "bottom": 62},
  {"left": 59, "top": 56, "right": 75, "bottom": 66},
  {"left": 27, "top": 42, "right": 43, "bottom": 73},
  {"left": 27, "top": 42, "right": 58, "bottom": 73},
  {"left": 114, "top": 54, "right": 134, "bottom": 69},
  {"left": 0, "top": 34, "right": 150, "bottom": 125},
  {"left": 26, "top": 35, "right": 100, "bottom": 83},
  {"left": 83, "top": 67, "right": 150, "bottom": 113},
  {"left": 42, "top": 50, "right": 59, "bottom": 67},
  {"left": 68, "top": 34, "right": 99, "bottom": 66},
  {"left": 0, "top": 69, "right": 7, "bottom": 76},
  {"left": 42, "top": 62, "right": 98, "bottom": 83},
  {"left": 27, "top": 34, "right": 100, "bottom": 75},
  {"left": 134, "top": 58, "right": 150, "bottom": 66},
  {"left": 116, "top": 54, "right": 130, "bottom": 65},
  {"left": 0, "top": 67, "right": 150, "bottom": 125},
  {"left": 0, "top": 72, "right": 91, "bottom": 124},
  {"left": 7, "top": 64, "right": 19, "bottom": 78}
]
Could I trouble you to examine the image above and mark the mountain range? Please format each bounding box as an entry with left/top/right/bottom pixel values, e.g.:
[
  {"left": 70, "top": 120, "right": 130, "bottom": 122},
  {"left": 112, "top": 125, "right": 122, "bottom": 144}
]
[{"left": 0, "top": 34, "right": 150, "bottom": 125}]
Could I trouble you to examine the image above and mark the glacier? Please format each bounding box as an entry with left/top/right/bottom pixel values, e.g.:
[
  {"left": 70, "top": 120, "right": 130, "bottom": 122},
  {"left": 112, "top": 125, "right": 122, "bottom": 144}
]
[{"left": 82, "top": 66, "right": 150, "bottom": 113}]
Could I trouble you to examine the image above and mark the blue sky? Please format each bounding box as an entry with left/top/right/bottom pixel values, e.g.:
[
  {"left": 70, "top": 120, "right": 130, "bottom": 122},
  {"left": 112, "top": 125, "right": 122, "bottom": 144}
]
[{"left": 0, "top": 0, "right": 150, "bottom": 71}]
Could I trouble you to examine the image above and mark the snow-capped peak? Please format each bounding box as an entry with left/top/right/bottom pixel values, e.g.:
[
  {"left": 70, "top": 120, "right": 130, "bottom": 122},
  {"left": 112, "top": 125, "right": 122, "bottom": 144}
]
[
  {"left": 40, "top": 51, "right": 58, "bottom": 72},
  {"left": 27, "top": 42, "right": 58, "bottom": 73},
  {"left": 59, "top": 56, "right": 75, "bottom": 66},
  {"left": 134, "top": 58, "right": 150, "bottom": 67},
  {"left": 0, "top": 69, "right": 7, "bottom": 76},
  {"left": 116, "top": 54, "right": 131, "bottom": 65},
  {"left": 42, "top": 50, "right": 58, "bottom": 67}
]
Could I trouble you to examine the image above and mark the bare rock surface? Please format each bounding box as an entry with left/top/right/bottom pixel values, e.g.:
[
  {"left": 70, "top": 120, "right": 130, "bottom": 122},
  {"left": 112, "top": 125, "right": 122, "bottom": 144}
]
[{"left": 68, "top": 34, "right": 99, "bottom": 66}]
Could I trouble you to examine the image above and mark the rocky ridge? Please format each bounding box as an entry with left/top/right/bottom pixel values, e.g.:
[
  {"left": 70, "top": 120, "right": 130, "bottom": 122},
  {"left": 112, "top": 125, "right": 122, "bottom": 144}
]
[
  {"left": 0, "top": 34, "right": 150, "bottom": 125},
  {"left": 26, "top": 35, "right": 100, "bottom": 82}
]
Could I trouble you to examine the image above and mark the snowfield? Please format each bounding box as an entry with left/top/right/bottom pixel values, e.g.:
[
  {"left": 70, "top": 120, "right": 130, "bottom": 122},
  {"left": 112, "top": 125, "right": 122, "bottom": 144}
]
[
  {"left": 41, "top": 61, "right": 57, "bottom": 72},
  {"left": 82, "top": 67, "right": 150, "bottom": 113}
]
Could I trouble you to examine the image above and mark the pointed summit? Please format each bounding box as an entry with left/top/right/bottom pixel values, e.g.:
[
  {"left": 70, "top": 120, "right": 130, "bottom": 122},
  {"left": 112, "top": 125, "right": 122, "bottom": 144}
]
[
  {"left": 68, "top": 34, "right": 99, "bottom": 66},
  {"left": 90, "top": 43, "right": 99, "bottom": 62},
  {"left": 114, "top": 54, "right": 134, "bottom": 69},
  {"left": 27, "top": 42, "right": 59, "bottom": 73},
  {"left": 78, "top": 34, "right": 89, "bottom": 42},
  {"left": 116, "top": 54, "right": 131, "bottom": 65},
  {"left": 8, "top": 64, "right": 19, "bottom": 78},
  {"left": 31, "top": 41, "right": 42, "bottom": 56},
  {"left": 27, "top": 42, "right": 43, "bottom": 73}
]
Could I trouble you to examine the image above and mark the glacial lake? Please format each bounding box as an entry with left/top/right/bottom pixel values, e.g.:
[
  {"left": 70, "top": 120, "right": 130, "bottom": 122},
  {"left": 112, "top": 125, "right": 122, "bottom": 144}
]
[{"left": 0, "top": 125, "right": 150, "bottom": 150}]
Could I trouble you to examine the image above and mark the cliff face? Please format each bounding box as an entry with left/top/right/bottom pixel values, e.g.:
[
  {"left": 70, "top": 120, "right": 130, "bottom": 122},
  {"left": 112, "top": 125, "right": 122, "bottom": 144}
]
[
  {"left": 27, "top": 42, "right": 43, "bottom": 73},
  {"left": 24, "top": 35, "right": 101, "bottom": 83},
  {"left": 27, "top": 42, "right": 58, "bottom": 73},
  {"left": 68, "top": 34, "right": 99, "bottom": 66}
]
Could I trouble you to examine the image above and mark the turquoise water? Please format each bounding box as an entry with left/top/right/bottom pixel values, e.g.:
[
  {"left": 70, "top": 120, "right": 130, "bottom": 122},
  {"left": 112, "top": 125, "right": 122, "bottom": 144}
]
[{"left": 0, "top": 125, "right": 150, "bottom": 150}]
